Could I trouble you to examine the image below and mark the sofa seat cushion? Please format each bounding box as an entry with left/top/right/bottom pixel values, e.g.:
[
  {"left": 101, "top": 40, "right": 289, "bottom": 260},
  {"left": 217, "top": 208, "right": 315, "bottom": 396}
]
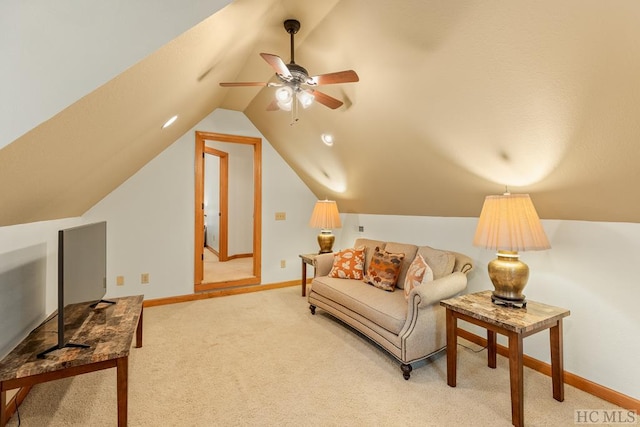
[{"left": 311, "top": 276, "right": 408, "bottom": 335}]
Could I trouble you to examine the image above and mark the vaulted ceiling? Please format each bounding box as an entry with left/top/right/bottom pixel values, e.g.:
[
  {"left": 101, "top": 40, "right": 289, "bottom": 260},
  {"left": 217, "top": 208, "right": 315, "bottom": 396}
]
[{"left": 2, "top": 0, "right": 640, "bottom": 227}]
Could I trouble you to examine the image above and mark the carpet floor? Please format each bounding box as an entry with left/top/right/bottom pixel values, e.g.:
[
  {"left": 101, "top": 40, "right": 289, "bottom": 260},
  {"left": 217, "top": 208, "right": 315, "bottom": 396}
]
[
  {"left": 203, "top": 250, "right": 253, "bottom": 283},
  {"left": 7, "top": 286, "right": 621, "bottom": 426}
]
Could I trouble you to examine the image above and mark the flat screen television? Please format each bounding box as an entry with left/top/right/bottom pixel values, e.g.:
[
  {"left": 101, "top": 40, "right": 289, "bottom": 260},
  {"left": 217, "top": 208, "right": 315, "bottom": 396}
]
[{"left": 38, "top": 221, "right": 111, "bottom": 358}]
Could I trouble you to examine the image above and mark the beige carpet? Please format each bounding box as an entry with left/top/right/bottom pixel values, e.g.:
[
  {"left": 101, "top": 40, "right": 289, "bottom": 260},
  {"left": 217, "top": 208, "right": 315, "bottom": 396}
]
[
  {"left": 203, "top": 250, "right": 253, "bottom": 283},
  {"left": 7, "top": 286, "right": 621, "bottom": 426}
]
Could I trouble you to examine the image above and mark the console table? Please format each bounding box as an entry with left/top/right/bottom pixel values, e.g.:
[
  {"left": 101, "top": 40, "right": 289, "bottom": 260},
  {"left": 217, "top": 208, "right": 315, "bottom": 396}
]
[
  {"left": 440, "top": 291, "right": 570, "bottom": 427},
  {"left": 0, "top": 295, "right": 144, "bottom": 427}
]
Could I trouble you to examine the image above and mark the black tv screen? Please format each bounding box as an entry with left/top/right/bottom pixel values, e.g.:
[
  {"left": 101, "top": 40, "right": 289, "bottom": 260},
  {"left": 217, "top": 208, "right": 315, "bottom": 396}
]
[{"left": 38, "top": 221, "right": 108, "bottom": 358}]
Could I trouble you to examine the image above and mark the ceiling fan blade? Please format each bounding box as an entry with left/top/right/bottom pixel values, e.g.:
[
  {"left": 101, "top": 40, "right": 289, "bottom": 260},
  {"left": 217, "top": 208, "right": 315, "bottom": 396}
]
[
  {"left": 311, "top": 90, "right": 344, "bottom": 109},
  {"left": 309, "top": 70, "right": 359, "bottom": 86},
  {"left": 219, "top": 82, "right": 268, "bottom": 87},
  {"left": 260, "top": 53, "right": 292, "bottom": 79}
]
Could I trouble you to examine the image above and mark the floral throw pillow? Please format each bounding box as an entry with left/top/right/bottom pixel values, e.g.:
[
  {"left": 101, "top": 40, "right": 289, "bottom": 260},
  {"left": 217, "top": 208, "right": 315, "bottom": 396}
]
[
  {"left": 328, "top": 246, "right": 366, "bottom": 279},
  {"left": 363, "top": 247, "right": 405, "bottom": 291},
  {"left": 403, "top": 253, "right": 434, "bottom": 300}
]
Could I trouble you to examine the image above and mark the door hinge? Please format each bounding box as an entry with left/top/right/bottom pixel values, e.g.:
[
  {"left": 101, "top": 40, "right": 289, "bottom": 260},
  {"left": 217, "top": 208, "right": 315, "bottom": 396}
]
[{"left": 201, "top": 253, "right": 204, "bottom": 261}]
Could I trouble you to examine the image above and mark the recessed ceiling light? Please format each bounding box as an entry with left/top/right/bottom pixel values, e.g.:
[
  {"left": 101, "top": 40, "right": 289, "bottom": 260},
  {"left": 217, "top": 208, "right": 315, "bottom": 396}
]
[
  {"left": 162, "top": 115, "right": 178, "bottom": 129},
  {"left": 321, "top": 133, "right": 334, "bottom": 146}
]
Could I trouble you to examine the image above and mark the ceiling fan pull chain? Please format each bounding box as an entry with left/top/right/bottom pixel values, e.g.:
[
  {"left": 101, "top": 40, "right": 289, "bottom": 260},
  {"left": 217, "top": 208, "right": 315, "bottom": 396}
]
[{"left": 290, "top": 99, "right": 299, "bottom": 126}]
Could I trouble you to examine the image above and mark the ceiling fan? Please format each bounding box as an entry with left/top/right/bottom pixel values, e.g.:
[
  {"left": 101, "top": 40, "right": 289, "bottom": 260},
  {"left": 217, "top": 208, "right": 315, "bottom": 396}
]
[{"left": 219, "top": 19, "right": 359, "bottom": 111}]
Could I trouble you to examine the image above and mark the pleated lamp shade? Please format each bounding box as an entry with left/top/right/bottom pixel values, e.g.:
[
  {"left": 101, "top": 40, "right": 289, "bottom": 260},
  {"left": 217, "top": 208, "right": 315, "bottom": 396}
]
[
  {"left": 309, "top": 200, "right": 342, "bottom": 230},
  {"left": 473, "top": 193, "right": 550, "bottom": 251}
]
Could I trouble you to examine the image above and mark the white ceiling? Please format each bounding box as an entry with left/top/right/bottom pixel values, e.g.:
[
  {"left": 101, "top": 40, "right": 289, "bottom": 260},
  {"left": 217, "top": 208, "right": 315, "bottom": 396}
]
[{"left": 2, "top": 0, "right": 640, "bottom": 226}]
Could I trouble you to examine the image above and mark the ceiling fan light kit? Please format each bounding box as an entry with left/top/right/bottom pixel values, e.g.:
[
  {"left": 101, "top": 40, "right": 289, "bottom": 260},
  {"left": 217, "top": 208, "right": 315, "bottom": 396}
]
[
  {"left": 220, "top": 19, "right": 359, "bottom": 121},
  {"left": 296, "top": 90, "right": 315, "bottom": 108}
]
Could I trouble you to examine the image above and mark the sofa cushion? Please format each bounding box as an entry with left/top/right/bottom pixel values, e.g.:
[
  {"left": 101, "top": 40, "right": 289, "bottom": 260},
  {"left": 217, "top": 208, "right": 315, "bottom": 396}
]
[
  {"left": 403, "top": 253, "right": 434, "bottom": 299},
  {"left": 328, "top": 246, "right": 366, "bottom": 279},
  {"left": 384, "top": 242, "right": 418, "bottom": 289},
  {"left": 417, "top": 246, "right": 455, "bottom": 280},
  {"left": 354, "top": 238, "right": 387, "bottom": 273},
  {"left": 363, "top": 247, "right": 405, "bottom": 291},
  {"left": 311, "top": 277, "right": 408, "bottom": 335}
]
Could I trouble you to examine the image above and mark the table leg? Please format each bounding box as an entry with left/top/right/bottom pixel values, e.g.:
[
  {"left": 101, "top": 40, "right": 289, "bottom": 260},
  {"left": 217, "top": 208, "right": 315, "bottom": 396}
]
[
  {"left": 508, "top": 331, "right": 524, "bottom": 427},
  {"left": 136, "top": 306, "right": 143, "bottom": 348},
  {"left": 117, "top": 357, "right": 128, "bottom": 427},
  {"left": 487, "top": 330, "right": 497, "bottom": 369},
  {"left": 550, "top": 319, "right": 565, "bottom": 402},
  {"left": 0, "top": 386, "right": 6, "bottom": 427},
  {"left": 301, "top": 259, "right": 307, "bottom": 297},
  {"left": 446, "top": 309, "right": 457, "bottom": 387}
]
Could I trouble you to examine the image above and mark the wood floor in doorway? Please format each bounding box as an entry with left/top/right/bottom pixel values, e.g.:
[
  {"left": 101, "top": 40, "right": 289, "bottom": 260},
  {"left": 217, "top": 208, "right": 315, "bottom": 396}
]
[{"left": 203, "top": 249, "right": 253, "bottom": 283}]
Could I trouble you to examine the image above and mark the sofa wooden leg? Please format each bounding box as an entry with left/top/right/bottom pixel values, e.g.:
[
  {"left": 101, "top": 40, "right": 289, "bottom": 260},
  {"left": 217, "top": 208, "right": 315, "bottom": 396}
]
[
  {"left": 401, "top": 364, "right": 412, "bottom": 380},
  {"left": 309, "top": 305, "right": 316, "bottom": 315}
]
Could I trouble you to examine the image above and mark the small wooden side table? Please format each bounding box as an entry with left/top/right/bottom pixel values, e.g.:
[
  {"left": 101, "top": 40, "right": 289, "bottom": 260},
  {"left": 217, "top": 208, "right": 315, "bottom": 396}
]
[
  {"left": 299, "top": 253, "right": 319, "bottom": 297},
  {"left": 0, "top": 295, "right": 144, "bottom": 427},
  {"left": 440, "top": 291, "right": 570, "bottom": 427}
]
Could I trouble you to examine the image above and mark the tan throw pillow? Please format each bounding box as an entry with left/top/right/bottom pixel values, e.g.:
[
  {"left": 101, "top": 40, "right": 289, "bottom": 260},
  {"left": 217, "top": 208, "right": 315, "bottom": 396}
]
[
  {"left": 328, "top": 246, "right": 366, "bottom": 279},
  {"left": 417, "top": 246, "right": 455, "bottom": 279},
  {"left": 363, "top": 247, "right": 405, "bottom": 291},
  {"left": 403, "top": 254, "right": 434, "bottom": 299}
]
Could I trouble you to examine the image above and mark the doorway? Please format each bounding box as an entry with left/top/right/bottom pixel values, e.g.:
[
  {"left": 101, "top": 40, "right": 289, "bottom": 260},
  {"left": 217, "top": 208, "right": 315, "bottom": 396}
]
[
  {"left": 204, "top": 147, "right": 228, "bottom": 261},
  {"left": 194, "top": 131, "right": 262, "bottom": 292}
]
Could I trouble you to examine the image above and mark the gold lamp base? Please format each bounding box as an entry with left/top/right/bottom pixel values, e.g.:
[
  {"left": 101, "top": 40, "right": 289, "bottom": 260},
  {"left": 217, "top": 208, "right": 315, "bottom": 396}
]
[
  {"left": 317, "top": 230, "right": 335, "bottom": 254},
  {"left": 488, "top": 250, "right": 529, "bottom": 307}
]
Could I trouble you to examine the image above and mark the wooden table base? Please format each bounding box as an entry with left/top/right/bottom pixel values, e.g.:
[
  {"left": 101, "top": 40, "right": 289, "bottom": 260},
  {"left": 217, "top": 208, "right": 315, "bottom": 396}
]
[
  {"left": 1, "top": 296, "right": 144, "bottom": 427},
  {"left": 442, "top": 291, "right": 569, "bottom": 427}
]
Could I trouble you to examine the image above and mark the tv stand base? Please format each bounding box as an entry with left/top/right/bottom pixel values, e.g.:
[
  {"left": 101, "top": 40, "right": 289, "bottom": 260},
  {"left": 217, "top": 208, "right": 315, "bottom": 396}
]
[{"left": 36, "top": 342, "right": 90, "bottom": 359}]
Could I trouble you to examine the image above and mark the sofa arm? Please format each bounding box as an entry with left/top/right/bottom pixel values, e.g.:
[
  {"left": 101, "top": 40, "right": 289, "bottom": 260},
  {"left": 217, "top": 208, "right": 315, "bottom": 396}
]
[
  {"left": 411, "top": 272, "right": 468, "bottom": 309},
  {"left": 399, "top": 272, "right": 468, "bottom": 338},
  {"left": 314, "top": 252, "right": 336, "bottom": 276}
]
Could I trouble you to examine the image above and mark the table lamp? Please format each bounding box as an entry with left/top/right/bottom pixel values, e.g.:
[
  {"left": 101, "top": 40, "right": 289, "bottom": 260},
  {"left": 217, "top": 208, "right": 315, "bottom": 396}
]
[
  {"left": 309, "top": 199, "right": 342, "bottom": 253},
  {"left": 473, "top": 192, "right": 550, "bottom": 307}
]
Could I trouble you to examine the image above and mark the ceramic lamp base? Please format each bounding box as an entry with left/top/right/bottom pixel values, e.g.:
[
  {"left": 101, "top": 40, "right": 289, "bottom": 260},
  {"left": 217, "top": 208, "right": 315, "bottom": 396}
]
[
  {"left": 317, "top": 231, "right": 335, "bottom": 254},
  {"left": 488, "top": 250, "right": 530, "bottom": 306}
]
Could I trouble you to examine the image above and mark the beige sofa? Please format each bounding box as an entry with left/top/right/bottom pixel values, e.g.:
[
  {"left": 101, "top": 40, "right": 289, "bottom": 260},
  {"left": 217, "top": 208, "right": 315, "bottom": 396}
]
[{"left": 307, "top": 238, "right": 473, "bottom": 379}]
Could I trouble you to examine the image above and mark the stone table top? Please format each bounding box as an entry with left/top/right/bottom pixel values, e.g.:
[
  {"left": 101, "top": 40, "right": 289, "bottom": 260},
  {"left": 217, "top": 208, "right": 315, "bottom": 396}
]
[
  {"left": 0, "top": 295, "right": 143, "bottom": 383},
  {"left": 440, "top": 291, "right": 570, "bottom": 334}
]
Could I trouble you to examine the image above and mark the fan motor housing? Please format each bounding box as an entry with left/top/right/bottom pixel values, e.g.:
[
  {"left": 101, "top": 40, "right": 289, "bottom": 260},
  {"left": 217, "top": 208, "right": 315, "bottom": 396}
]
[
  {"left": 284, "top": 19, "right": 300, "bottom": 34},
  {"left": 285, "top": 63, "right": 309, "bottom": 83}
]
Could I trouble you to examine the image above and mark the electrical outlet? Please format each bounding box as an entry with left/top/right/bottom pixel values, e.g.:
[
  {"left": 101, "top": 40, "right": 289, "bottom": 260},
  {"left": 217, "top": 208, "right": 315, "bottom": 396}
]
[
  {"left": 116, "top": 276, "right": 124, "bottom": 286},
  {"left": 358, "top": 226, "right": 365, "bottom": 232},
  {"left": 141, "top": 273, "right": 150, "bottom": 284},
  {"left": 280, "top": 260, "right": 286, "bottom": 268},
  {"left": 275, "top": 212, "right": 286, "bottom": 221}
]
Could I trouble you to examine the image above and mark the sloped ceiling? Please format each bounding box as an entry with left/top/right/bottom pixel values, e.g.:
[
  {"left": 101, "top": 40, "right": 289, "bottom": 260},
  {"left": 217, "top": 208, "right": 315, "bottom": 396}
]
[{"left": 2, "top": 0, "right": 640, "bottom": 227}]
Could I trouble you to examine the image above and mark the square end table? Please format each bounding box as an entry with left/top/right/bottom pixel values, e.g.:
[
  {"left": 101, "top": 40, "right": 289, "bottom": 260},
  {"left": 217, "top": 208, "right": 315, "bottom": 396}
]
[{"left": 440, "top": 290, "right": 570, "bottom": 427}]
